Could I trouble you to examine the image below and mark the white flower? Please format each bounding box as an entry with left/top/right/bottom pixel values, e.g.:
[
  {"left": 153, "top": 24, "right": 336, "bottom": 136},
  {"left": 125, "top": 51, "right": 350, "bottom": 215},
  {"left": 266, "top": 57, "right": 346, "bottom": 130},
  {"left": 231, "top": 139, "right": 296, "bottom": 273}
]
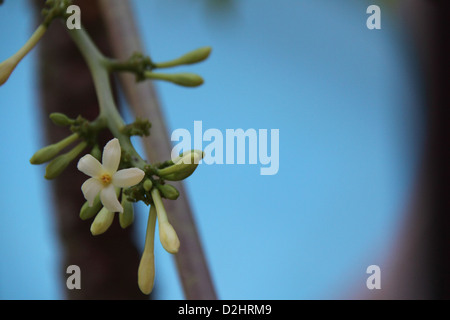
[{"left": 77, "top": 138, "right": 145, "bottom": 213}]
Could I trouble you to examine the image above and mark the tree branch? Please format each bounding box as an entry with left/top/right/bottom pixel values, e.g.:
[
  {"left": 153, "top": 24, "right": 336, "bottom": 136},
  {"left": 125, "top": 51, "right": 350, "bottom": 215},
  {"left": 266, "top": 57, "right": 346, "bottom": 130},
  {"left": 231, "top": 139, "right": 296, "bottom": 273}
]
[{"left": 97, "top": 0, "right": 217, "bottom": 299}]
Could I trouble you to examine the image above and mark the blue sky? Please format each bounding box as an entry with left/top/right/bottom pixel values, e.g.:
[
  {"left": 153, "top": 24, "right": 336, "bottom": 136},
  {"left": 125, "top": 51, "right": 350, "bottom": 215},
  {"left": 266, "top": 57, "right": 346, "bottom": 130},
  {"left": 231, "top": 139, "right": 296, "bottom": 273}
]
[{"left": 0, "top": 0, "right": 424, "bottom": 299}]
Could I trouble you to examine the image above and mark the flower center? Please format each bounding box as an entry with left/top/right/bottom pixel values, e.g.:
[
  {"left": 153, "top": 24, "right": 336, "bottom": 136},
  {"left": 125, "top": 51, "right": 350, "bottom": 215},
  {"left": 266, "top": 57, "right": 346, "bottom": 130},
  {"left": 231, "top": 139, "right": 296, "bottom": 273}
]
[{"left": 100, "top": 173, "right": 112, "bottom": 185}]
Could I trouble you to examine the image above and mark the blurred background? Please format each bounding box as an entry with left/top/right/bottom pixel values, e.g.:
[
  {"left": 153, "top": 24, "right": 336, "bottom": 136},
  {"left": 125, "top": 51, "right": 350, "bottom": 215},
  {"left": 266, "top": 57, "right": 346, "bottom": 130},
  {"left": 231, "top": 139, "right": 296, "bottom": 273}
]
[{"left": 0, "top": 0, "right": 447, "bottom": 299}]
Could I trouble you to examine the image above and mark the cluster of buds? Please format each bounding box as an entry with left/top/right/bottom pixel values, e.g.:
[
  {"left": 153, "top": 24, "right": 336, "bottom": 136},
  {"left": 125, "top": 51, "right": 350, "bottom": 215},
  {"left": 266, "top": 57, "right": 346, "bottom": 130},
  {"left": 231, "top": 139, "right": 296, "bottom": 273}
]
[
  {"left": 31, "top": 114, "right": 204, "bottom": 294},
  {"left": 107, "top": 46, "right": 211, "bottom": 87},
  {"left": 3, "top": 0, "right": 210, "bottom": 296}
]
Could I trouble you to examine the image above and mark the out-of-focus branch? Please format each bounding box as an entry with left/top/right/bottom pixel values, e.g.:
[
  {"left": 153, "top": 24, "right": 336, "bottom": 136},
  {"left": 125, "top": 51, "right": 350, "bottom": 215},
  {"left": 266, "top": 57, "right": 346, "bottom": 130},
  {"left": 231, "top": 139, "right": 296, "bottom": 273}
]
[
  {"left": 358, "top": 0, "right": 449, "bottom": 299},
  {"left": 97, "top": 0, "right": 217, "bottom": 299}
]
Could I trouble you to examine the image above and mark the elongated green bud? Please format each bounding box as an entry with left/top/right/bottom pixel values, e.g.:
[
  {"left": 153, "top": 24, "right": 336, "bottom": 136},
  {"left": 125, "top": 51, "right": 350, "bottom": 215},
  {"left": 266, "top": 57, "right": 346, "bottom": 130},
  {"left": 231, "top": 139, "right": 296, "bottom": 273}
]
[
  {"left": 157, "top": 184, "right": 179, "bottom": 200},
  {"left": 138, "top": 205, "right": 157, "bottom": 295},
  {"left": 119, "top": 197, "right": 134, "bottom": 229},
  {"left": 90, "top": 207, "right": 115, "bottom": 236},
  {"left": 157, "top": 150, "right": 204, "bottom": 181},
  {"left": 44, "top": 141, "right": 87, "bottom": 179},
  {"left": 49, "top": 113, "right": 74, "bottom": 126},
  {"left": 30, "top": 145, "right": 61, "bottom": 165},
  {"left": 90, "top": 144, "right": 102, "bottom": 161},
  {"left": 80, "top": 195, "right": 102, "bottom": 220},
  {"left": 144, "top": 72, "right": 204, "bottom": 87},
  {"left": 0, "top": 25, "right": 46, "bottom": 86},
  {"left": 150, "top": 189, "right": 180, "bottom": 254},
  {"left": 30, "top": 133, "right": 79, "bottom": 165},
  {"left": 143, "top": 179, "right": 153, "bottom": 192},
  {"left": 154, "top": 46, "right": 212, "bottom": 68}
]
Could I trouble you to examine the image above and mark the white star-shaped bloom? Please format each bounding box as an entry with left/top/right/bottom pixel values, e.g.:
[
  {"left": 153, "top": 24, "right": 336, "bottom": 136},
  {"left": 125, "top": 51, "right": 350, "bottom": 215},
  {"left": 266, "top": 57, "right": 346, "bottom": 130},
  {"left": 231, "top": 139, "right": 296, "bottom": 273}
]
[{"left": 77, "top": 138, "right": 145, "bottom": 213}]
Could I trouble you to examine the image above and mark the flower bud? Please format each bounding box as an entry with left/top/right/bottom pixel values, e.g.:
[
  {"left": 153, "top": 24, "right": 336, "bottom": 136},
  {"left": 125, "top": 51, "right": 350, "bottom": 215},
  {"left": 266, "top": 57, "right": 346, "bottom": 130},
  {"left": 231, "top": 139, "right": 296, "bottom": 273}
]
[
  {"left": 138, "top": 205, "right": 157, "bottom": 295},
  {"left": 30, "top": 145, "right": 61, "bottom": 165},
  {"left": 156, "top": 184, "right": 179, "bottom": 200},
  {"left": 0, "top": 59, "right": 17, "bottom": 86},
  {"left": 159, "top": 221, "right": 180, "bottom": 254},
  {"left": 49, "top": 113, "right": 74, "bottom": 126},
  {"left": 119, "top": 197, "right": 134, "bottom": 229},
  {"left": 138, "top": 252, "right": 155, "bottom": 295},
  {"left": 90, "top": 144, "right": 102, "bottom": 161},
  {"left": 150, "top": 188, "right": 180, "bottom": 254},
  {"left": 143, "top": 179, "right": 153, "bottom": 192},
  {"left": 30, "top": 133, "right": 79, "bottom": 165},
  {"left": 145, "top": 72, "right": 204, "bottom": 87},
  {"left": 79, "top": 195, "right": 102, "bottom": 220},
  {"left": 90, "top": 207, "right": 115, "bottom": 236},
  {"left": 154, "top": 46, "right": 212, "bottom": 68},
  {"left": 0, "top": 25, "right": 46, "bottom": 86},
  {"left": 157, "top": 150, "right": 204, "bottom": 181},
  {"left": 44, "top": 141, "right": 87, "bottom": 179}
]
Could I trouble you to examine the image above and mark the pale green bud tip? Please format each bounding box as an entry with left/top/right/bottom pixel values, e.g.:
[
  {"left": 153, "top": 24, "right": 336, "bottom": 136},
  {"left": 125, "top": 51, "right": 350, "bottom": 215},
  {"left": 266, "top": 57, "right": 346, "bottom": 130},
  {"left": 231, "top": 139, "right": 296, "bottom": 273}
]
[
  {"left": 174, "top": 150, "right": 204, "bottom": 165},
  {"left": 180, "top": 46, "right": 212, "bottom": 65},
  {"left": 143, "top": 179, "right": 153, "bottom": 192},
  {"left": 0, "top": 25, "right": 47, "bottom": 87},
  {"left": 158, "top": 150, "right": 204, "bottom": 181},
  {"left": 146, "top": 72, "right": 204, "bottom": 87},
  {"left": 49, "top": 113, "right": 73, "bottom": 126},
  {"left": 138, "top": 253, "right": 155, "bottom": 295},
  {"left": 170, "top": 73, "right": 204, "bottom": 87},
  {"left": 80, "top": 195, "right": 102, "bottom": 220},
  {"left": 30, "top": 145, "right": 60, "bottom": 165},
  {"left": 0, "top": 59, "right": 17, "bottom": 86},
  {"left": 44, "top": 141, "right": 86, "bottom": 179},
  {"left": 90, "top": 145, "right": 102, "bottom": 161},
  {"left": 159, "top": 222, "right": 180, "bottom": 254},
  {"left": 31, "top": 134, "right": 80, "bottom": 165},
  {"left": 155, "top": 46, "right": 212, "bottom": 68},
  {"left": 90, "top": 208, "right": 115, "bottom": 236},
  {"left": 157, "top": 184, "right": 179, "bottom": 200},
  {"left": 119, "top": 198, "right": 134, "bottom": 229},
  {"left": 44, "top": 155, "right": 70, "bottom": 179}
]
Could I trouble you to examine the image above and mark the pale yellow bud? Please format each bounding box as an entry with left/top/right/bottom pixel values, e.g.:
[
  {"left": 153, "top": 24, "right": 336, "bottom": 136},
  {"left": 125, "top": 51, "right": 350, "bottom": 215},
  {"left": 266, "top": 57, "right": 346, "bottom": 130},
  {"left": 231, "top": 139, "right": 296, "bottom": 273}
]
[
  {"left": 138, "top": 252, "right": 155, "bottom": 295},
  {"left": 90, "top": 207, "right": 115, "bottom": 236},
  {"left": 138, "top": 205, "right": 157, "bottom": 295},
  {"left": 150, "top": 188, "right": 181, "bottom": 254},
  {"left": 159, "top": 221, "right": 180, "bottom": 254}
]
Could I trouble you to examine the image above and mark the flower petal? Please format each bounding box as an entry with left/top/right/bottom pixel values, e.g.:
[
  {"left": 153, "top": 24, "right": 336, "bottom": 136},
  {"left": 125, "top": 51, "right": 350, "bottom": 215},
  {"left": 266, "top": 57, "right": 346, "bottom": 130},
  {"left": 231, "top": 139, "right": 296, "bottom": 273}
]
[
  {"left": 102, "top": 138, "right": 121, "bottom": 173},
  {"left": 113, "top": 168, "right": 145, "bottom": 188},
  {"left": 77, "top": 154, "right": 103, "bottom": 178},
  {"left": 81, "top": 178, "right": 103, "bottom": 206},
  {"left": 100, "top": 184, "right": 123, "bottom": 213}
]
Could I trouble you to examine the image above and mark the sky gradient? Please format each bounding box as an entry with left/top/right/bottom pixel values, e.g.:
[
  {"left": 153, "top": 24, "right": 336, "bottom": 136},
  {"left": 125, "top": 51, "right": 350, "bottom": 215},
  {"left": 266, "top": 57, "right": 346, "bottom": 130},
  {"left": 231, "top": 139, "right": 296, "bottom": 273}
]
[{"left": 0, "top": 0, "right": 424, "bottom": 299}]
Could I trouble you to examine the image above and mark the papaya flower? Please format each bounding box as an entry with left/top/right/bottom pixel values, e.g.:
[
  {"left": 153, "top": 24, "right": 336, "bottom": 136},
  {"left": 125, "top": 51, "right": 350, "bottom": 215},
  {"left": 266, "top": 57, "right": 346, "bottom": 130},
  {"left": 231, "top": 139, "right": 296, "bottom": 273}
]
[{"left": 77, "top": 138, "right": 145, "bottom": 213}]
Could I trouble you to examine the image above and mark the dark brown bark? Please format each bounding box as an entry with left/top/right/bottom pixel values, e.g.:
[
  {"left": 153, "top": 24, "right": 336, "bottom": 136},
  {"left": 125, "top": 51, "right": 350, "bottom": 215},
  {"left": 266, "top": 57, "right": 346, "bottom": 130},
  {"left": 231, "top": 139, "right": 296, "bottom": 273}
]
[{"left": 33, "top": 0, "right": 148, "bottom": 299}]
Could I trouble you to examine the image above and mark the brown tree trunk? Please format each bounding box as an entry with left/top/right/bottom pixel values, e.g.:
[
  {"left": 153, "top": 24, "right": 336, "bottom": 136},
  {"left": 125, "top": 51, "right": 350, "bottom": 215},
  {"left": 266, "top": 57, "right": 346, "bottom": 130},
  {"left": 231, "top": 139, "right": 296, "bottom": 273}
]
[
  {"left": 33, "top": 0, "right": 148, "bottom": 299},
  {"left": 359, "top": 0, "right": 449, "bottom": 299}
]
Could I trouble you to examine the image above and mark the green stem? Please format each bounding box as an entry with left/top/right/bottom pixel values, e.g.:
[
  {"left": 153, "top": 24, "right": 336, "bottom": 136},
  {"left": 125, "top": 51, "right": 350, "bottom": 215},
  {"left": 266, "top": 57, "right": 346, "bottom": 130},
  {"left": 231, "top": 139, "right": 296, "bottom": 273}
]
[
  {"left": 151, "top": 188, "right": 168, "bottom": 223},
  {"left": 66, "top": 26, "right": 147, "bottom": 168}
]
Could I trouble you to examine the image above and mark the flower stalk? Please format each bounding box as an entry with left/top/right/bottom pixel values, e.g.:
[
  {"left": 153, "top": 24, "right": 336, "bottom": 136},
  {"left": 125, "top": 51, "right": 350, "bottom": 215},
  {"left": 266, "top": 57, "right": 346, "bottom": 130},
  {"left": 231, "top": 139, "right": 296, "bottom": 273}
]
[{"left": 0, "top": 25, "right": 47, "bottom": 86}]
